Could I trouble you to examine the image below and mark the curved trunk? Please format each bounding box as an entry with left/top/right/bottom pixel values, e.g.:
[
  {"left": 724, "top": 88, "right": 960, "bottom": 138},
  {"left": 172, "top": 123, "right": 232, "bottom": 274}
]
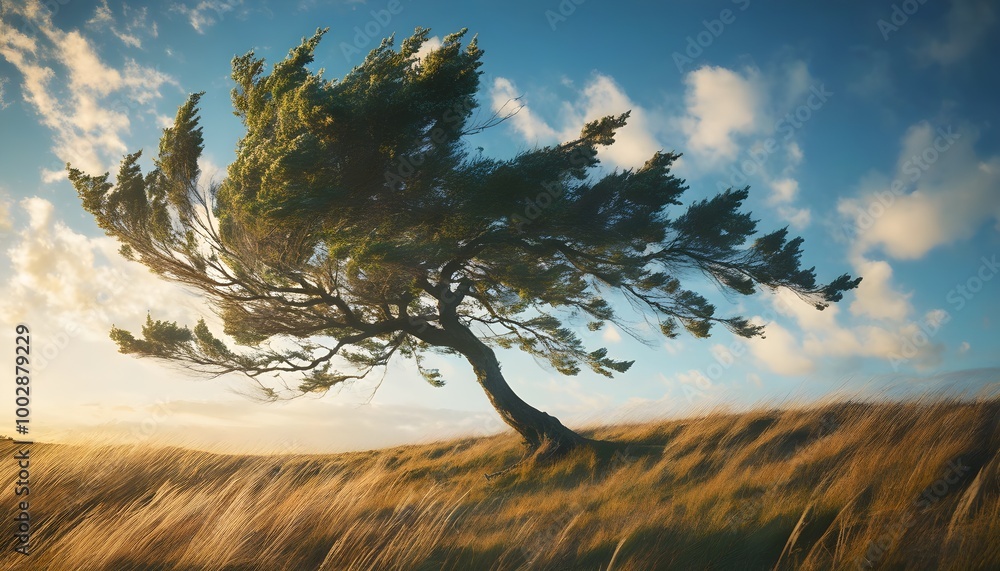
[{"left": 442, "top": 321, "right": 586, "bottom": 452}]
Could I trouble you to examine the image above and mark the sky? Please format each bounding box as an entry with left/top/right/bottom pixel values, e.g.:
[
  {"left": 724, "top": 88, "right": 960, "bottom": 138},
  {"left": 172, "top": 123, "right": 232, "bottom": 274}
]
[{"left": 0, "top": 0, "right": 998, "bottom": 453}]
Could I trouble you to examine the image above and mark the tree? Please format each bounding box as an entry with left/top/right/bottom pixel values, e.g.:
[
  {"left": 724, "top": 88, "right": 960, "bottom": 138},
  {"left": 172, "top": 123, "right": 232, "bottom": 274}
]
[{"left": 69, "top": 28, "right": 860, "bottom": 457}]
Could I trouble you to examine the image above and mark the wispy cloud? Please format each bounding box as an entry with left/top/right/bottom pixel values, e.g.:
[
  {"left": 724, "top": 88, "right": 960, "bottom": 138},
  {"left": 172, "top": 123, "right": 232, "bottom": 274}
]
[
  {"left": 172, "top": 0, "right": 245, "bottom": 34},
  {"left": 0, "top": 3, "right": 178, "bottom": 182},
  {"left": 839, "top": 122, "right": 1000, "bottom": 261},
  {"left": 0, "top": 76, "right": 10, "bottom": 110},
  {"left": 88, "top": 0, "right": 159, "bottom": 49}
]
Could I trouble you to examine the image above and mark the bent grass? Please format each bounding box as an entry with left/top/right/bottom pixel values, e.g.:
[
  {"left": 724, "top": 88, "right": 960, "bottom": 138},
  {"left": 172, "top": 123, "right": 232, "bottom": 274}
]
[{"left": 1, "top": 395, "right": 998, "bottom": 570}]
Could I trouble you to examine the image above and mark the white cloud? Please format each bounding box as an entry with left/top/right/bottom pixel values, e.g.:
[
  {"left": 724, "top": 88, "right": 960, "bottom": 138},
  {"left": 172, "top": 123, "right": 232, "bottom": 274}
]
[
  {"left": 413, "top": 35, "right": 442, "bottom": 62},
  {"left": 57, "top": 30, "right": 123, "bottom": 95},
  {"left": 777, "top": 205, "right": 811, "bottom": 229},
  {"left": 490, "top": 73, "right": 662, "bottom": 170},
  {"left": 542, "top": 376, "right": 609, "bottom": 415},
  {"left": 602, "top": 325, "right": 622, "bottom": 344},
  {"left": 786, "top": 142, "right": 803, "bottom": 164},
  {"left": 88, "top": 0, "right": 114, "bottom": 25},
  {"left": 769, "top": 178, "right": 811, "bottom": 229},
  {"left": 655, "top": 368, "right": 725, "bottom": 407},
  {"left": 677, "top": 62, "right": 820, "bottom": 228},
  {"left": 768, "top": 178, "right": 799, "bottom": 205},
  {"left": 0, "top": 197, "right": 203, "bottom": 341},
  {"left": 678, "top": 65, "right": 761, "bottom": 161},
  {"left": 0, "top": 76, "right": 10, "bottom": 110},
  {"left": 745, "top": 318, "right": 814, "bottom": 376},
  {"left": 0, "top": 3, "right": 178, "bottom": 182},
  {"left": 87, "top": 1, "right": 151, "bottom": 48},
  {"left": 675, "top": 369, "right": 712, "bottom": 389},
  {"left": 758, "top": 287, "right": 944, "bottom": 371},
  {"left": 490, "top": 77, "right": 559, "bottom": 144},
  {"left": 0, "top": 191, "right": 12, "bottom": 232},
  {"left": 172, "top": 0, "right": 244, "bottom": 34},
  {"left": 839, "top": 122, "right": 1000, "bottom": 260},
  {"left": 563, "top": 74, "right": 663, "bottom": 169},
  {"left": 918, "top": 0, "right": 995, "bottom": 65},
  {"left": 48, "top": 398, "right": 512, "bottom": 454},
  {"left": 849, "top": 257, "right": 912, "bottom": 321},
  {"left": 959, "top": 341, "right": 970, "bottom": 354}
]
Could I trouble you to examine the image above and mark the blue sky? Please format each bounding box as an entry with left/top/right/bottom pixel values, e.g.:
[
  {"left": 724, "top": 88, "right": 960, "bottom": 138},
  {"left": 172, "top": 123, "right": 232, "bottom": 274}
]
[{"left": 1, "top": 0, "right": 998, "bottom": 453}]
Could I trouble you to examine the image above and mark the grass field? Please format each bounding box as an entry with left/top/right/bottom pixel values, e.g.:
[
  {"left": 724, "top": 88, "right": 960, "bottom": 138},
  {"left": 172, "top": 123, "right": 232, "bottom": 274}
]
[{"left": 2, "top": 395, "right": 998, "bottom": 570}]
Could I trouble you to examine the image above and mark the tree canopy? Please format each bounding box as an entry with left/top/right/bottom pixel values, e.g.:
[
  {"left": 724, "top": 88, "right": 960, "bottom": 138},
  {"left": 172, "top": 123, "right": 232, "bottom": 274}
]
[{"left": 69, "top": 27, "right": 860, "bottom": 451}]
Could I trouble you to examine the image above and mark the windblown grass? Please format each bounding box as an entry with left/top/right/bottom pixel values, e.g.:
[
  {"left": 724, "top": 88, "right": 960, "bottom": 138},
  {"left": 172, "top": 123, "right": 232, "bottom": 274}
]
[{"left": 2, "top": 395, "right": 998, "bottom": 570}]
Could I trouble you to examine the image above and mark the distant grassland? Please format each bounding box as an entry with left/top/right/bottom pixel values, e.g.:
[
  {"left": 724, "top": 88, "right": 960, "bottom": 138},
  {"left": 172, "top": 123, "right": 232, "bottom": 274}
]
[{"left": 1, "top": 396, "right": 998, "bottom": 570}]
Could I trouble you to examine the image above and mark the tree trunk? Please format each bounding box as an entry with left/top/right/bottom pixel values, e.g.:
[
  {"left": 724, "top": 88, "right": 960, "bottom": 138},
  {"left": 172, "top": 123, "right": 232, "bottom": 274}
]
[{"left": 442, "top": 321, "right": 587, "bottom": 454}]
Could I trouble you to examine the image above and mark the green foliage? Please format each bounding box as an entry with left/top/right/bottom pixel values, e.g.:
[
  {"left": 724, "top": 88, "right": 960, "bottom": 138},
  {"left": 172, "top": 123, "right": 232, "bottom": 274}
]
[{"left": 68, "top": 27, "right": 859, "bottom": 399}]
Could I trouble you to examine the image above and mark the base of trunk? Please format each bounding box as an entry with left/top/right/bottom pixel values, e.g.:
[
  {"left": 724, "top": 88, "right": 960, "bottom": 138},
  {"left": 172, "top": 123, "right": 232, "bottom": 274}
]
[
  {"left": 442, "top": 319, "right": 590, "bottom": 472},
  {"left": 484, "top": 430, "right": 592, "bottom": 481}
]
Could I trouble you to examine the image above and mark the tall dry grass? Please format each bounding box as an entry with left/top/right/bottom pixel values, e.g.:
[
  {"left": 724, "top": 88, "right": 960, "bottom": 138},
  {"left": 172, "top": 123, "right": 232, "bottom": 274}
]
[{"left": 1, "top": 395, "right": 998, "bottom": 570}]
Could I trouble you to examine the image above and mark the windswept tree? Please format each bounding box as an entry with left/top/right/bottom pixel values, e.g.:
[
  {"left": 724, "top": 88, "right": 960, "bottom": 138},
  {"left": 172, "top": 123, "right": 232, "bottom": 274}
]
[{"left": 69, "top": 28, "right": 859, "bottom": 456}]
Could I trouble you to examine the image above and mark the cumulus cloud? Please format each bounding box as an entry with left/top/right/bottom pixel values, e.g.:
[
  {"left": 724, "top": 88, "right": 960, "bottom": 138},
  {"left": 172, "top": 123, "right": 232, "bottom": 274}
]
[
  {"left": 0, "top": 3, "right": 177, "bottom": 182},
  {"left": 489, "top": 73, "right": 662, "bottom": 170},
  {"left": 745, "top": 318, "right": 815, "bottom": 376},
  {"left": 413, "top": 35, "right": 442, "bottom": 63},
  {"left": 0, "top": 197, "right": 203, "bottom": 340},
  {"left": 849, "top": 257, "right": 913, "bottom": 321},
  {"left": 678, "top": 61, "right": 821, "bottom": 228},
  {"left": 565, "top": 74, "right": 664, "bottom": 169},
  {"left": 679, "top": 65, "right": 761, "bottom": 161},
  {"left": 776, "top": 206, "right": 811, "bottom": 229},
  {"left": 839, "top": 122, "right": 1000, "bottom": 260},
  {"left": 768, "top": 178, "right": 799, "bottom": 205},
  {"left": 751, "top": 288, "right": 945, "bottom": 374},
  {"left": 602, "top": 325, "right": 622, "bottom": 344}
]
